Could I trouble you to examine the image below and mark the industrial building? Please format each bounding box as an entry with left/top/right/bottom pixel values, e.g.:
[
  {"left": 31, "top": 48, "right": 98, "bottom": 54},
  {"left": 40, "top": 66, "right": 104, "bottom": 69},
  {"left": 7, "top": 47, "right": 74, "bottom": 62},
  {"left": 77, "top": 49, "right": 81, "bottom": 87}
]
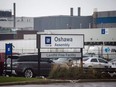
[
  {"left": 0, "top": 10, "right": 36, "bottom": 40},
  {"left": 0, "top": 7, "right": 116, "bottom": 59},
  {"left": 0, "top": 3, "right": 33, "bottom": 31},
  {"left": 0, "top": 8, "right": 116, "bottom": 37},
  {"left": 0, "top": 10, "right": 34, "bottom": 30},
  {"left": 0, "top": 8, "right": 116, "bottom": 32},
  {"left": 34, "top": 8, "right": 116, "bottom": 32},
  {"left": 0, "top": 28, "right": 116, "bottom": 59},
  {"left": 34, "top": 15, "right": 93, "bottom": 31},
  {"left": 93, "top": 10, "right": 116, "bottom": 28},
  {"left": 44, "top": 28, "right": 116, "bottom": 59}
]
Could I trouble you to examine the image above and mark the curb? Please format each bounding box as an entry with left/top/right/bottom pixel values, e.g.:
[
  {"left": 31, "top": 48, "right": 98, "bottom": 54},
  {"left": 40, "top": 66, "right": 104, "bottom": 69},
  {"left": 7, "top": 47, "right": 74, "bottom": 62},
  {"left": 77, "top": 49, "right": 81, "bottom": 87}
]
[
  {"left": 0, "top": 79, "right": 116, "bottom": 86},
  {"left": 0, "top": 79, "right": 69, "bottom": 86},
  {"left": 78, "top": 79, "right": 116, "bottom": 82}
]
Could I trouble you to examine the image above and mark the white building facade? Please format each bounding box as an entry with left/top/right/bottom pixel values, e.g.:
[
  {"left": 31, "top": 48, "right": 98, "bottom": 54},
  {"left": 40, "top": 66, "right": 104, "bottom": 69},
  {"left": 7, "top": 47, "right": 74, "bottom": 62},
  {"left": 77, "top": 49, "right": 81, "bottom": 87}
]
[
  {"left": 0, "top": 28, "right": 116, "bottom": 59},
  {"left": 44, "top": 28, "right": 116, "bottom": 59}
]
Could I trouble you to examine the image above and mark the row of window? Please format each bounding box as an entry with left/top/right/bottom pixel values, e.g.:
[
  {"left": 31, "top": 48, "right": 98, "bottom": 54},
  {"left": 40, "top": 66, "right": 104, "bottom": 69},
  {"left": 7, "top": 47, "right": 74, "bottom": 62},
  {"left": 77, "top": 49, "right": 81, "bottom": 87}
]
[
  {"left": 8, "top": 55, "right": 51, "bottom": 62},
  {"left": 0, "top": 19, "right": 31, "bottom": 22},
  {"left": 0, "top": 11, "right": 12, "bottom": 17},
  {"left": 84, "top": 42, "right": 116, "bottom": 46}
]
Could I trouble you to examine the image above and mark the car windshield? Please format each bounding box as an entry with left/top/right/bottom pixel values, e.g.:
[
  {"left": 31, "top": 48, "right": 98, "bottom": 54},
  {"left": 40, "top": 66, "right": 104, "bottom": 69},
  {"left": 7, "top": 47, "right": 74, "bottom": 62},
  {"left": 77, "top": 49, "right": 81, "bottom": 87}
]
[
  {"left": 83, "top": 53, "right": 96, "bottom": 57},
  {"left": 57, "top": 58, "right": 68, "bottom": 61},
  {"left": 98, "top": 58, "right": 108, "bottom": 63},
  {"left": 110, "top": 59, "right": 116, "bottom": 62},
  {"left": 83, "top": 58, "right": 89, "bottom": 61}
]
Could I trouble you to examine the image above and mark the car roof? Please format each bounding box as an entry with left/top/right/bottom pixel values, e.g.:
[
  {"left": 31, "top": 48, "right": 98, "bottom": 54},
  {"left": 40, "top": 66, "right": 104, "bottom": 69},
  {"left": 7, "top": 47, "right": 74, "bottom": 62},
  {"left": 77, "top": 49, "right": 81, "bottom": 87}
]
[
  {"left": 85, "top": 57, "right": 106, "bottom": 59},
  {"left": 12, "top": 53, "right": 38, "bottom": 56}
]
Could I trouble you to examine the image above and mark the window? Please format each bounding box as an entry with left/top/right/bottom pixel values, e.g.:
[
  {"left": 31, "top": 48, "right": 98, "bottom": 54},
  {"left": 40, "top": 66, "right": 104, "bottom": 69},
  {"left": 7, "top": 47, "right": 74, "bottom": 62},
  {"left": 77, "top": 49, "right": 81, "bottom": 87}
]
[
  {"left": 18, "top": 55, "right": 38, "bottom": 62},
  {"left": 7, "top": 56, "right": 19, "bottom": 64},
  {"left": 91, "top": 58, "right": 98, "bottom": 62},
  {"left": 98, "top": 59, "right": 107, "bottom": 63},
  {"left": 18, "top": 56, "right": 28, "bottom": 62}
]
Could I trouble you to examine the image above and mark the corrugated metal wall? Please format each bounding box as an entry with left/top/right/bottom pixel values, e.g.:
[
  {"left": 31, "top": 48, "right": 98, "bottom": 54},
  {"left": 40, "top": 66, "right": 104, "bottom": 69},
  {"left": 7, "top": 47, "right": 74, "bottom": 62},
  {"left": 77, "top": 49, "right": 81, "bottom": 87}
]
[
  {"left": 97, "top": 11, "right": 116, "bottom": 17},
  {"left": 34, "top": 16, "right": 93, "bottom": 32},
  {"left": 94, "top": 11, "right": 116, "bottom": 28}
]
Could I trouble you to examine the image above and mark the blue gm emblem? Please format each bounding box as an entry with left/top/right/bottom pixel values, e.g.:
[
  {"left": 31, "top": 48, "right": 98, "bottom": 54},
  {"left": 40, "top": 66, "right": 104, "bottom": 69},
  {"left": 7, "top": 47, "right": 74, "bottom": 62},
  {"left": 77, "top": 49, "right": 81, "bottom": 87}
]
[
  {"left": 104, "top": 47, "right": 110, "bottom": 53},
  {"left": 101, "top": 29, "right": 105, "bottom": 34},
  {"left": 5, "top": 44, "right": 12, "bottom": 55},
  {"left": 45, "top": 36, "right": 51, "bottom": 44}
]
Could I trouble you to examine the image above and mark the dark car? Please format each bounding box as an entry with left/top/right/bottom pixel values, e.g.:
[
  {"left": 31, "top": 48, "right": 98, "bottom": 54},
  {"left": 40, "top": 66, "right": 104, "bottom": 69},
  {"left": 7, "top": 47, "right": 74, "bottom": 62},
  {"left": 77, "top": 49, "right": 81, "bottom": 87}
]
[{"left": 4, "top": 54, "right": 53, "bottom": 78}]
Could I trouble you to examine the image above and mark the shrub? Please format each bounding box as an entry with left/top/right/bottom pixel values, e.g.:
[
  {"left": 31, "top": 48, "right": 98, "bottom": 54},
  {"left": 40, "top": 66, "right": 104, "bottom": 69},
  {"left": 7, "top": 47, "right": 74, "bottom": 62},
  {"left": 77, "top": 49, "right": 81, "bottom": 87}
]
[
  {"left": 49, "top": 65, "right": 113, "bottom": 79},
  {"left": 112, "top": 75, "right": 116, "bottom": 79},
  {"left": 49, "top": 64, "right": 69, "bottom": 79}
]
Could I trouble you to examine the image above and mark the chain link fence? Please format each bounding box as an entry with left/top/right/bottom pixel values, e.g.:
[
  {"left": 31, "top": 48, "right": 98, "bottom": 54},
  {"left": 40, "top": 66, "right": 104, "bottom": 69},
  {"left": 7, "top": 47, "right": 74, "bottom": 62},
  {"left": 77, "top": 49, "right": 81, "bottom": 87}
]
[{"left": 0, "top": 49, "right": 38, "bottom": 54}]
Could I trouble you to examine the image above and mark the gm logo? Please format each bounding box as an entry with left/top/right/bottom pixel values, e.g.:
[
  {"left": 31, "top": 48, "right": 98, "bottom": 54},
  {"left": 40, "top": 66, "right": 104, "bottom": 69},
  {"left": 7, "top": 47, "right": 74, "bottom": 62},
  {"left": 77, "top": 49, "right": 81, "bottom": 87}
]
[
  {"left": 45, "top": 37, "right": 51, "bottom": 44},
  {"left": 101, "top": 29, "right": 105, "bottom": 34},
  {"left": 101, "top": 29, "right": 108, "bottom": 34},
  {"left": 104, "top": 47, "right": 110, "bottom": 53}
]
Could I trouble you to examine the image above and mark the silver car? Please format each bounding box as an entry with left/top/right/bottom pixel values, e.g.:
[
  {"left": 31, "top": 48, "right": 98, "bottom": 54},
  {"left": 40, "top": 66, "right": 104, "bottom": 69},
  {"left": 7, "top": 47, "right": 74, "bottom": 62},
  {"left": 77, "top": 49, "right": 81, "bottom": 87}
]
[
  {"left": 53, "top": 58, "right": 72, "bottom": 64},
  {"left": 74, "top": 57, "right": 111, "bottom": 68},
  {"left": 109, "top": 59, "right": 116, "bottom": 68}
]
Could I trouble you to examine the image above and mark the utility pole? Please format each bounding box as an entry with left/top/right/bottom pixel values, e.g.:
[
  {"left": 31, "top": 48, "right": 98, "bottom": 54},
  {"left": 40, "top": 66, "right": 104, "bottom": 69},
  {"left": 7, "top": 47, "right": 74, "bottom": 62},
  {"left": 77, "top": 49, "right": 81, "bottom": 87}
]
[
  {"left": 13, "top": 3, "right": 16, "bottom": 29},
  {"left": 13, "top": 3, "right": 16, "bottom": 39}
]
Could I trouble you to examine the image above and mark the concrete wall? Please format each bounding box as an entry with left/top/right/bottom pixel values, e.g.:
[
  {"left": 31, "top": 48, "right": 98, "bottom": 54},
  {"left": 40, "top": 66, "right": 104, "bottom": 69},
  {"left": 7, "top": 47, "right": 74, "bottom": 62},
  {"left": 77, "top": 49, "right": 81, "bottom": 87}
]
[{"left": 0, "top": 40, "right": 37, "bottom": 53}]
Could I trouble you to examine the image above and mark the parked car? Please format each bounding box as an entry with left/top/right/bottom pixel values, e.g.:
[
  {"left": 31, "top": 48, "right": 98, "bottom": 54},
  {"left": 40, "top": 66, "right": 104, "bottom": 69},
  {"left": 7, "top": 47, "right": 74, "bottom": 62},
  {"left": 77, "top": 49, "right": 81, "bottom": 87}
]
[
  {"left": 0, "top": 57, "right": 4, "bottom": 76},
  {"left": 4, "top": 54, "right": 53, "bottom": 78},
  {"left": 73, "top": 57, "right": 111, "bottom": 68},
  {"left": 53, "top": 58, "right": 72, "bottom": 64},
  {"left": 108, "top": 58, "right": 116, "bottom": 68},
  {"left": 53, "top": 57, "right": 78, "bottom": 68},
  {"left": 0, "top": 53, "right": 5, "bottom": 76},
  {"left": 83, "top": 53, "right": 97, "bottom": 57}
]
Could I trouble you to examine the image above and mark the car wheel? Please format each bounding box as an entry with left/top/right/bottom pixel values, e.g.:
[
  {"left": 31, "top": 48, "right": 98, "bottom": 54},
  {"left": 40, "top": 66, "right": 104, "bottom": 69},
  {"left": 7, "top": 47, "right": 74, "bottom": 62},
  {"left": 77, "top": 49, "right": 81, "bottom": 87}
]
[
  {"left": 104, "top": 66, "right": 108, "bottom": 68},
  {"left": 24, "top": 69, "right": 33, "bottom": 78},
  {"left": 88, "top": 66, "right": 92, "bottom": 68}
]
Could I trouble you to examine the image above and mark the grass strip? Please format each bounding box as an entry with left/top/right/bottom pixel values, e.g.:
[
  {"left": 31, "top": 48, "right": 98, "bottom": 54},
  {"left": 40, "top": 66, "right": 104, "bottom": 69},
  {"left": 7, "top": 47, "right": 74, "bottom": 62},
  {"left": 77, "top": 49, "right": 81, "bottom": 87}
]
[{"left": 0, "top": 76, "right": 41, "bottom": 83}]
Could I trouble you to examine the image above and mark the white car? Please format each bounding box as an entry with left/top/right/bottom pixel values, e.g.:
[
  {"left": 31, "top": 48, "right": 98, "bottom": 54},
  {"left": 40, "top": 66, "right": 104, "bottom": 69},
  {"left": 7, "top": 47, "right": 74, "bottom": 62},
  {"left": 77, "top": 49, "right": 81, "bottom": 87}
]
[
  {"left": 73, "top": 57, "right": 111, "bottom": 68},
  {"left": 53, "top": 58, "right": 72, "bottom": 64},
  {"left": 109, "top": 59, "right": 116, "bottom": 68}
]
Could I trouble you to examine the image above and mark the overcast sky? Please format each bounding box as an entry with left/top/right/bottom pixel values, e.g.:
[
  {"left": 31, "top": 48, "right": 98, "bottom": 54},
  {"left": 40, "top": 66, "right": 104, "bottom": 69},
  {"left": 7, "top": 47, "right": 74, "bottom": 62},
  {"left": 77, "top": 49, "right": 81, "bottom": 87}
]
[{"left": 0, "top": 0, "right": 116, "bottom": 17}]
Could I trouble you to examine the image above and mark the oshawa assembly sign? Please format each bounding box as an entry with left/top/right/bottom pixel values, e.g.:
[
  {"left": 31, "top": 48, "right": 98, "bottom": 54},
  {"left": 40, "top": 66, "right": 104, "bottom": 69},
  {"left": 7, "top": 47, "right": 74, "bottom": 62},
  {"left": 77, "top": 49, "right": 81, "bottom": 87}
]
[{"left": 38, "top": 34, "right": 84, "bottom": 49}]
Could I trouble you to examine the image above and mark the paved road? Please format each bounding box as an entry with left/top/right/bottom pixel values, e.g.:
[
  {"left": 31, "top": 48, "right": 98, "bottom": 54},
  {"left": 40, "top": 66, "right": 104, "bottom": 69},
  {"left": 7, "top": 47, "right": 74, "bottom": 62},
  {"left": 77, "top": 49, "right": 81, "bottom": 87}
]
[{"left": 1, "top": 82, "right": 116, "bottom": 87}]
